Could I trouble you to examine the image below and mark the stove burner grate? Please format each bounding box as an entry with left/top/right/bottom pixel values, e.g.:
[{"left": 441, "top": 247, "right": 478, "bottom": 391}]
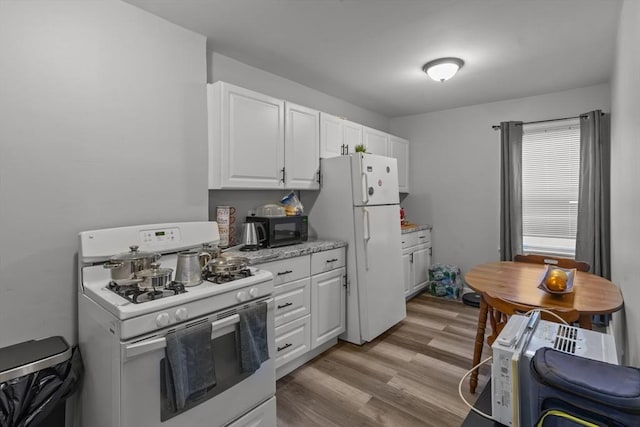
[
  {"left": 107, "top": 281, "right": 187, "bottom": 304},
  {"left": 203, "top": 268, "right": 253, "bottom": 284}
]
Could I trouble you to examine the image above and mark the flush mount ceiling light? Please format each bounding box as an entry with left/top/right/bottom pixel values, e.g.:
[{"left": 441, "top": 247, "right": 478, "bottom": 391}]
[{"left": 422, "top": 57, "right": 464, "bottom": 82}]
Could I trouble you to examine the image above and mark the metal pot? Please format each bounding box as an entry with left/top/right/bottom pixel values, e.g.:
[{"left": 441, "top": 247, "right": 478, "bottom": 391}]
[
  {"left": 103, "top": 245, "right": 161, "bottom": 281},
  {"left": 203, "top": 256, "right": 248, "bottom": 275},
  {"left": 174, "top": 251, "right": 204, "bottom": 287},
  {"left": 135, "top": 262, "right": 173, "bottom": 290},
  {"left": 198, "top": 243, "right": 221, "bottom": 268}
]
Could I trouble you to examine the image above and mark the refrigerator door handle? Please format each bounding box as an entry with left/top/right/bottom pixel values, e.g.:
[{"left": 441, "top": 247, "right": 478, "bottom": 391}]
[
  {"left": 361, "top": 172, "right": 369, "bottom": 204},
  {"left": 363, "top": 208, "right": 370, "bottom": 270}
]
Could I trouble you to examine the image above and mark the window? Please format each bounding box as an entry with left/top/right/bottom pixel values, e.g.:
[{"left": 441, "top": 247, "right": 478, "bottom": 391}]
[{"left": 522, "top": 118, "right": 580, "bottom": 257}]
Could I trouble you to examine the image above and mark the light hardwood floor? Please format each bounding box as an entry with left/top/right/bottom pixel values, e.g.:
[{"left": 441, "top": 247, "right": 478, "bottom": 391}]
[{"left": 276, "top": 294, "right": 492, "bottom": 427}]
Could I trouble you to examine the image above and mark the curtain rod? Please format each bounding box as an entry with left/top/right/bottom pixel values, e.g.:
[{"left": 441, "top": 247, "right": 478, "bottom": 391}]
[{"left": 491, "top": 112, "right": 604, "bottom": 130}]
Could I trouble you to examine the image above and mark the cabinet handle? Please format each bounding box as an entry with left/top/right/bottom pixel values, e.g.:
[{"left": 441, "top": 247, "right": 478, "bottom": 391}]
[
  {"left": 410, "top": 253, "right": 414, "bottom": 263},
  {"left": 340, "top": 144, "right": 345, "bottom": 155},
  {"left": 277, "top": 343, "right": 293, "bottom": 352},
  {"left": 280, "top": 167, "right": 286, "bottom": 183},
  {"left": 325, "top": 258, "right": 338, "bottom": 263},
  {"left": 429, "top": 247, "right": 432, "bottom": 256},
  {"left": 419, "top": 236, "right": 426, "bottom": 239},
  {"left": 277, "top": 302, "right": 293, "bottom": 310},
  {"left": 277, "top": 270, "right": 293, "bottom": 276},
  {"left": 345, "top": 144, "right": 349, "bottom": 154},
  {"left": 316, "top": 169, "right": 321, "bottom": 184}
]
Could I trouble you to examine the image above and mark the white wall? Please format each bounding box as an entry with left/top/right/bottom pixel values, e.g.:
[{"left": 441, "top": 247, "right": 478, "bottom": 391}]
[
  {"left": 208, "top": 51, "right": 389, "bottom": 132},
  {"left": 0, "top": 0, "right": 208, "bottom": 347},
  {"left": 389, "top": 84, "right": 610, "bottom": 277},
  {"left": 611, "top": 0, "right": 640, "bottom": 366}
]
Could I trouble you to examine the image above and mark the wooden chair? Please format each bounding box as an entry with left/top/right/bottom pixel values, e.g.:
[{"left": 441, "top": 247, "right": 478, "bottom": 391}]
[
  {"left": 514, "top": 254, "right": 590, "bottom": 272},
  {"left": 482, "top": 291, "right": 580, "bottom": 346}
]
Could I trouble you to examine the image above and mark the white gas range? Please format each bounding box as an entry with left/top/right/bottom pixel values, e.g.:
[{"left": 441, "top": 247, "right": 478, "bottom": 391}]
[{"left": 77, "top": 221, "right": 276, "bottom": 427}]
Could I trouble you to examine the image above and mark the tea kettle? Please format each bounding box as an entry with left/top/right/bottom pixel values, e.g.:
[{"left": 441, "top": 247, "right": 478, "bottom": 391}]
[{"left": 240, "top": 222, "right": 266, "bottom": 251}]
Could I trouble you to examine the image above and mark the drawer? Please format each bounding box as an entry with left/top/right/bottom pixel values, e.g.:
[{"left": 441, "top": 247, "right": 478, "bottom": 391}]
[
  {"left": 258, "top": 255, "right": 310, "bottom": 286},
  {"left": 401, "top": 229, "right": 431, "bottom": 249},
  {"left": 310, "top": 248, "right": 346, "bottom": 275},
  {"left": 274, "top": 314, "right": 311, "bottom": 369},
  {"left": 401, "top": 232, "right": 419, "bottom": 249},
  {"left": 274, "top": 277, "right": 311, "bottom": 327},
  {"left": 415, "top": 229, "right": 431, "bottom": 244}
]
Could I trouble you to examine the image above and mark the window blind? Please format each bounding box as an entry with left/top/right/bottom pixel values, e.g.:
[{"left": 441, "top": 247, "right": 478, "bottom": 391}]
[{"left": 522, "top": 119, "right": 580, "bottom": 254}]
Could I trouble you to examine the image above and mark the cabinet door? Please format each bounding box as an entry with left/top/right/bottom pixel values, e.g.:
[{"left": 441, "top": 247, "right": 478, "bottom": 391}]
[
  {"left": 320, "top": 112, "right": 344, "bottom": 158},
  {"left": 362, "top": 126, "right": 388, "bottom": 156},
  {"left": 285, "top": 103, "right": 320, "bottom": 190},
  {"left": 402, "top": 251, "right": 412, "bottom": 296},
  {"left": 389, "top": 135, "right": 410, "bottom": 193},
  {"left": 343, "top": 120, "right": 362, "bottom": 156},
  {"left": 412, "top": 245, "right": 431, "bottom": 290},
  {"left": 311, "top": 267, "right": 346, "bottom": 349},
  {"left": 209, "top": 82, "right": 285, "bottom": 189}
]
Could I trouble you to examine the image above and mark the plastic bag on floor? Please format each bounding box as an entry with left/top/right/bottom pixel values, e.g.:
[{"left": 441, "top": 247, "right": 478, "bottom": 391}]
[{"left": 0, "top": 347, "right": 83, "bottom": 427}]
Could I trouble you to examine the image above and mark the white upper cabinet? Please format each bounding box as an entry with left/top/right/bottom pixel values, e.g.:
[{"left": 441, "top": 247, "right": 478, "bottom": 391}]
[
  {"left": 320, "top": 112, "right": 362, "bottom": 158},
  {"left": 343, "top": 121, "right": 363, "bottom": 155},
  {"left": 388, "top": 135, "right": 410, "bottom": 193},
  {"left": 208, "top": 82, "right": 284, "bottom": 189},
  {"left": 285, "top": 102, "right": 320, "bottom": 190},
  {"left": 208, "top": 82, "right": 319, "bottom": 190},
  {"left": 362, "top": 126, "right": 388, "bottom": 156}
]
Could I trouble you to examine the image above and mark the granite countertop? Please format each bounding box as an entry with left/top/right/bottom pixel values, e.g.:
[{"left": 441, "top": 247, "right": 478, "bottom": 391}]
[
  {"left": 400, "top": 223, "right": 433, "bottom": 234},
  {"left": 221, "top": 240, "right": 347, "bottom": 266}
]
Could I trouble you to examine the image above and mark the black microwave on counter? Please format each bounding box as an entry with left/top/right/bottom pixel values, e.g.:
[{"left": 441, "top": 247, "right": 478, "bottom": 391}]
[{"left": 245, "top": 215, "right": 308, "bottom": 248}]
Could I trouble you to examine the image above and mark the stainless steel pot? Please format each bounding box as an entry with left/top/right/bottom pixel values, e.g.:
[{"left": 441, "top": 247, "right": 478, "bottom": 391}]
[
  {"left": 203, "top": 256, "right": 248, "bottom": 275},
  {"left": 103, "top": 245, "right": 161, "bottom": 281},
  {"left": 135, "top": 262, "right": 173, "bottom": 290},
  {"left": 198, "top": 243, "right": 220, "bottom": 268},
  {"left": 175, "top": 251, "right": 203, "bottom": 287}
]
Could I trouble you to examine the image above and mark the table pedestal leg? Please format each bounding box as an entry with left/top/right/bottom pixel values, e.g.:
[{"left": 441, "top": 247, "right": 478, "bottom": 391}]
[
  {"left": 579, "top": 314, "right": 593, "bottom": 330},
  {"left": 470, "top": 297, "right": 488, "bottom": 394}
]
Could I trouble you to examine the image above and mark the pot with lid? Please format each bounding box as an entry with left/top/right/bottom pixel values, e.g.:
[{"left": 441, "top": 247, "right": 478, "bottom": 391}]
[
  {"left": 103, "top": 245, "right": 161, "bottom": 281},
  {"left": 135, "top": 262, "right": 173, "bottom": 290}
]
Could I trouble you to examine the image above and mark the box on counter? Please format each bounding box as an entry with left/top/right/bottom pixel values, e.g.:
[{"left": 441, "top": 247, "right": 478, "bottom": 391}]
[{"left": 428, "top": 263, "right": 462, "bottom": 300}]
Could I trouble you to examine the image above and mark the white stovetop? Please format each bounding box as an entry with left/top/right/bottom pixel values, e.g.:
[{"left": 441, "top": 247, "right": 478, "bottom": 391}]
[{"left": 81, "top": 252, "right": 274, "bottom": 320}]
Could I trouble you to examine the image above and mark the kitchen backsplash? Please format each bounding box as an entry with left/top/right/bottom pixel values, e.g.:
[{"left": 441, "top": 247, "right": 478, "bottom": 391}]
[{"left": 209, "top": 189, "right": 308, "bottom": 245}]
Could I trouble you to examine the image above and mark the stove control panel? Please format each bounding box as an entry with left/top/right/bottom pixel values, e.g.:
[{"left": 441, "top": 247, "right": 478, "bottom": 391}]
[
  {"left": 236, "top": 291, "right": 249, "bottom": 302},
  {"left": 140, "top": 227, "right": 180, "bottom": 244}
]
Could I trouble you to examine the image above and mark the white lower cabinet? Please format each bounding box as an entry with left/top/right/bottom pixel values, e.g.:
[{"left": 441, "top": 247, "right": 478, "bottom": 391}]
[
  {"left": 274, "top": 314, "right": 311, "bottom": 368},
  {"left": 260, "top": 247, "right": 346, "bottom": 379},
  {"left": 311, "top": 267, "right": 346, "bottom": 349},
  {"left": 401, "top": 229, "right": 432, "bottom": 298}
]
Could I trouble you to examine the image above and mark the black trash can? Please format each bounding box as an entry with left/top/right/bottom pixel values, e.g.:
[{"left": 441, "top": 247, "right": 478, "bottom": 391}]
[{"left": 0, "top": 336, "right": 83, "bottom": 427}]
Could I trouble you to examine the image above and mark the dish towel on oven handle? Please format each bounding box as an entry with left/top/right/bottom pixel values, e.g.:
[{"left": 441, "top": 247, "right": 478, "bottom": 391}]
[
  {"left": 239, "top": 302, "right": 270, "bottom": 373},
  {"left": 165, "top": 322, "right": 216, "bottom": 410}
]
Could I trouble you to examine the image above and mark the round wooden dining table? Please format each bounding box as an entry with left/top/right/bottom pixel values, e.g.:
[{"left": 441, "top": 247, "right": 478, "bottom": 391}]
[{"left": 464, "top": 261, "right": 623, "bottom": 394}]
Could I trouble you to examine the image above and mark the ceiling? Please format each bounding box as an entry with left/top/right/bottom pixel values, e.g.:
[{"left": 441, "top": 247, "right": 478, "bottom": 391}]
[{"left": 124, "top": 0, "right": 621, "bottom": 118}]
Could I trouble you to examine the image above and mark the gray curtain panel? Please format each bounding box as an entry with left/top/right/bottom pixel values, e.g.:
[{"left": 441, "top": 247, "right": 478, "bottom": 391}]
[
  {"left": 500, "top": 121, "right": 524, "bottom": 261},
  {"left": 576, "top": 110, "right": 611, "bottom": 279}
]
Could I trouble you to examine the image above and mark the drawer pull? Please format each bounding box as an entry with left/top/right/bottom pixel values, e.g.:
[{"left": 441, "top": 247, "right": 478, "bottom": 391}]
[
  {"left": 325, "top": 258, "right": 338, "bottom": 263},
  {"left": 277, "top": 270, "right": 293, "bottom": 276},
  {"left": 277, "top": 343, "right": 292, "bottom": 352},
  {"left": 419, "top": 236, "right": 426, "bottom": 239},
  {"left": 277, "top": 302, "right": 293, "bottom": 309}
]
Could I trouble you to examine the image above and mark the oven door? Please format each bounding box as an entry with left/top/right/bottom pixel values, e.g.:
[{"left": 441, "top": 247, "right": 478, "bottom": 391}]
[{"left": 119, "top": 297, "right": 275, "bottom": 427}]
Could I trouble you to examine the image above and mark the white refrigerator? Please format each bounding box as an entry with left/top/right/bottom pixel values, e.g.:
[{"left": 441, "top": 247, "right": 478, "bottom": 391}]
[{"left": 307, "top": 153, "right": 406, "bottom": 344}]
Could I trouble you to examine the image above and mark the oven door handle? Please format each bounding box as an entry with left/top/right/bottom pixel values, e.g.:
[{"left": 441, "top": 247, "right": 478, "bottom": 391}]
[
  {"left": 123, "top": 298, "right": 274, "bottom": 361},
  {"left": 124, "top": 337, "right": 166, "bottom": 361}
]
